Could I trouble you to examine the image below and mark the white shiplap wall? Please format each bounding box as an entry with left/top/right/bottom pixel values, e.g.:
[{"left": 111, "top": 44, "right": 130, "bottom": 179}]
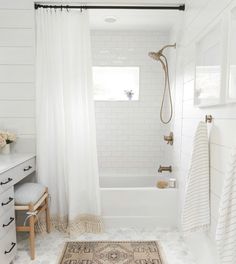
[
  {"left": 0, "top": 0, "right": 35, "bottom": 153},
  {"left": 172, "top": 0, "right": 236, "bottom": 246}
]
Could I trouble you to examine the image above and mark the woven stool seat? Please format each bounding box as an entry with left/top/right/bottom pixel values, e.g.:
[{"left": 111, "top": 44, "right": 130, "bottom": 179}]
[{"left": 15, "top": 183, "right": 46, "bottom": 205}]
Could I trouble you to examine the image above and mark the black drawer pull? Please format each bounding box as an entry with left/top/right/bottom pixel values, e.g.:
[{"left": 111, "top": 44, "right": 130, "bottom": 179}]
[
  {"left": 3, "top": 217, "right": 14, "bottom": 227},
  {"left": 0, "top": 178, "right": 13, "bottom": 185},
  {"left": 23, "top": 166, "right": 32, "bottom": 171},
  {"left": 4, "top": 242, "right": 16, "bottom": 254},
  {"left": 1, "top": 197, "right": 13, "bottom": 206}
]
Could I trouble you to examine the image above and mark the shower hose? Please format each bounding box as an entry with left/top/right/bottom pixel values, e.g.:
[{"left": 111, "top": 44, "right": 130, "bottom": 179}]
[{"left": 158, "top": 54, "right": 173, "bottom": 124}]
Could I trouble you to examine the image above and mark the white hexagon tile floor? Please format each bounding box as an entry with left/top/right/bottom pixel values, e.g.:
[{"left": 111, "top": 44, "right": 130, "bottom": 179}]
[{"left": 14, "top": 228, "right": 196, "bottom": 264}]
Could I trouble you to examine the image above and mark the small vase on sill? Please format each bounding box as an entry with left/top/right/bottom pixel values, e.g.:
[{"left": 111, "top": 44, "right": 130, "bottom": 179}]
[{"left": 1, "top": 144, "right": 10, "bottom": 154}]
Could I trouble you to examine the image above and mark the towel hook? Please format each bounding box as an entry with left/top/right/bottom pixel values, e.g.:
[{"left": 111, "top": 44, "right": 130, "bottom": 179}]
[{"left": 205, "top": 115, "right": 213, "bottom": 123}]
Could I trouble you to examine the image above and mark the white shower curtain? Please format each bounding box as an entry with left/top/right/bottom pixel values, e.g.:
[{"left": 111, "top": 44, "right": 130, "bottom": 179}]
[{"left": 36, "top": 8, "right": 102, "bottom": 234}]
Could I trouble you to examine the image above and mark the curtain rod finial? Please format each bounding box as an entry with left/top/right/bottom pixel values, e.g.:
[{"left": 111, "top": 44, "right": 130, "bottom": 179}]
[{"left": 179, "top": 4, "right": 185, "bottom": 11}]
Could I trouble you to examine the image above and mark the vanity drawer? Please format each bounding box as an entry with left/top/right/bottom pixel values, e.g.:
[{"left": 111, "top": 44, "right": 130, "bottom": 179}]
[
  {"left": 0, "top": 206, "right": 15, "bottom": 240},
  {"left": 17, "top": 157, "right": 36, "bottom": 182},
  {"left": 0, "top": 169, "right": 15, "bottom": 193},
  {"left": 0, "top": 229, "right": 17, "bottom": 264},
  {"left": 0, "top": 187, "right": 14, "bottom": 217},
  {"left": 0, "top": 157, "right": 36, "bottom": 192}
]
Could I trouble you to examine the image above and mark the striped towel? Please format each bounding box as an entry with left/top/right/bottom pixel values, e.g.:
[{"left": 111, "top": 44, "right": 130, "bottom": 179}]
[
  {"left": 216, "top": 148, "right": 236, "bottom": 264},
  {"left": 182, "top": 121, "right": 210, "bottom": 234}
]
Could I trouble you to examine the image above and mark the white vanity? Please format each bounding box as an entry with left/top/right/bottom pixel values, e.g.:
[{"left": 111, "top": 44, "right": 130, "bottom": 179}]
[{"left": 0, "top": 153, "right": 36, "bottom": 264}]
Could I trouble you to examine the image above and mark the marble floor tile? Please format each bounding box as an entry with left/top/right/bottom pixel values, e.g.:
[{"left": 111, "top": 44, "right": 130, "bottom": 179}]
[{"left": 14, "top": 228, "right": 196, "bottom": 264}]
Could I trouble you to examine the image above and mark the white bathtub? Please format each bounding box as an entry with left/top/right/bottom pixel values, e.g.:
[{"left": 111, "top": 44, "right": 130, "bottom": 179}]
[{"left": 100, "top": 175, "right": 178, "bottom": 228}]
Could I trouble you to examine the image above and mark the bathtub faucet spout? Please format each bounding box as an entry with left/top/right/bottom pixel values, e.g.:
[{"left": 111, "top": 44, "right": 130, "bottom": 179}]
[{"left": 158, "top": 165, "right": 172, "bottom": 173}]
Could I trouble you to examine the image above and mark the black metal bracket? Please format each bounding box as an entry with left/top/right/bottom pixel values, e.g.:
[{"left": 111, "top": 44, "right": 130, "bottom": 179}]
[
  {"left": 4, "top": 242, "right": 16, "bottom": 254},
  {"left": 1, "top": 197, "right": 13, "bottom": 206},
  {"left": 23, "top": 166, "right": 32, "bottom": 171},
  {"left": 3, "top": 217, "right": 14, "bottom": 228},
  {"left": 0, "top": 178, "right": 13, "bottom": 185}
]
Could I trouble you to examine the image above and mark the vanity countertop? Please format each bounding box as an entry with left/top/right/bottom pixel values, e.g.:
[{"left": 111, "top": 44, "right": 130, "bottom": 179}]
[{"left": 0, "top": 153, "right": 36, "bottom": 174}]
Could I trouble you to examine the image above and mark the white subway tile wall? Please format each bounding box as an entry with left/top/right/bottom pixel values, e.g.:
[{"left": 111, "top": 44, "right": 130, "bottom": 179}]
[
  {"left": 0, "top": 0, "right": 35, "bottom": 153},
  {"left": 91, "top": 31, "right": 170, "bottom": 176}
]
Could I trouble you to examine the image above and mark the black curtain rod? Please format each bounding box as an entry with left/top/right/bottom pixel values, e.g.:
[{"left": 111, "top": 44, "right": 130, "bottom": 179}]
[{"left": 35, "top": 3, "right": 185, "bottom": 11}]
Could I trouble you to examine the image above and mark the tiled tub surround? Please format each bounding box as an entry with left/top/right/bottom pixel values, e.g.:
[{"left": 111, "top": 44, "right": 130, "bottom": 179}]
[
  {"left": 91, "top": 31, "right": 171, "bottom": 177},
  {"left": 15, "top": 228, "right": 196, "bottom": 264}
]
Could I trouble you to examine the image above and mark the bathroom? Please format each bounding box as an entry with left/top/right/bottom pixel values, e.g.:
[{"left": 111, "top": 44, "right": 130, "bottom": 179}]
[{"left": 0, "top": 0, "right": 236, "bottom": 264}]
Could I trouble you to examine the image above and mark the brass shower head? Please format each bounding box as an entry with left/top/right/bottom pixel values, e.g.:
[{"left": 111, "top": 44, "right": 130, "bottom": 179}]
[
  {"left": 148, "top": 51, "right": 162, "bottom": 61},
  {"left": 148, "top": 43, "right": 176, "bottom": 61},
  {"left": 148, "top": 43, "right": 176, "bottom": 124}
]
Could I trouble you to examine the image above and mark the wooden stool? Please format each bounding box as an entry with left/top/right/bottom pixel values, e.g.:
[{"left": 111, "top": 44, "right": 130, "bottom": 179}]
[{"left": 14, "top": 183, "right": 50, "bottom": 260}]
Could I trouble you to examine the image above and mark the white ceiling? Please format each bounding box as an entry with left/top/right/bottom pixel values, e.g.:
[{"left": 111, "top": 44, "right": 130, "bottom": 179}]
[
  {"left": 89, "top": 9, "right": 182, "bottom": 31},
  {"left": 37, "top": 1, "right": 185, "bottom": 31}
]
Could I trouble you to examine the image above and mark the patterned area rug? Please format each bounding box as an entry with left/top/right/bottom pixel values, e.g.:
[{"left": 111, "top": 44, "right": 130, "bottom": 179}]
[{"left": 59, "top": 241, "right": 165, "bottom": 264}]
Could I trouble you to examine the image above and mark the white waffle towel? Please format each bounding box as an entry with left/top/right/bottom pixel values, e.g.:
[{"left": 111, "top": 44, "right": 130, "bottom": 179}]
[
  {"left": 182, "top": 121, "right": 210, "bottom": 234},
  {"left": 216, "top": 148, "right": 236, "bottom": 264}
]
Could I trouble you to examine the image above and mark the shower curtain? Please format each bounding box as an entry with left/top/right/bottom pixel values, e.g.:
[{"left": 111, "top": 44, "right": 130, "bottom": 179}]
[{"left": 36, "top": 8, "right": 102, "bottom": 234}]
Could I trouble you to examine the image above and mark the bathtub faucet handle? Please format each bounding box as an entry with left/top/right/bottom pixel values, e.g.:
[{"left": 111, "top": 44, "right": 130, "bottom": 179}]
[
  {"left": 158, "top": 165, "right": 172, "bottom": 173},
  {"left": 164, "top": 132, "right": 173, "bottom": 145}
]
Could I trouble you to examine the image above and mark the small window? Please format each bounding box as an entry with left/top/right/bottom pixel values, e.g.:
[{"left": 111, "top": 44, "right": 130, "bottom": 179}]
[{"left": 93, "top": 66, "right": 139, "bottom": 101}]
